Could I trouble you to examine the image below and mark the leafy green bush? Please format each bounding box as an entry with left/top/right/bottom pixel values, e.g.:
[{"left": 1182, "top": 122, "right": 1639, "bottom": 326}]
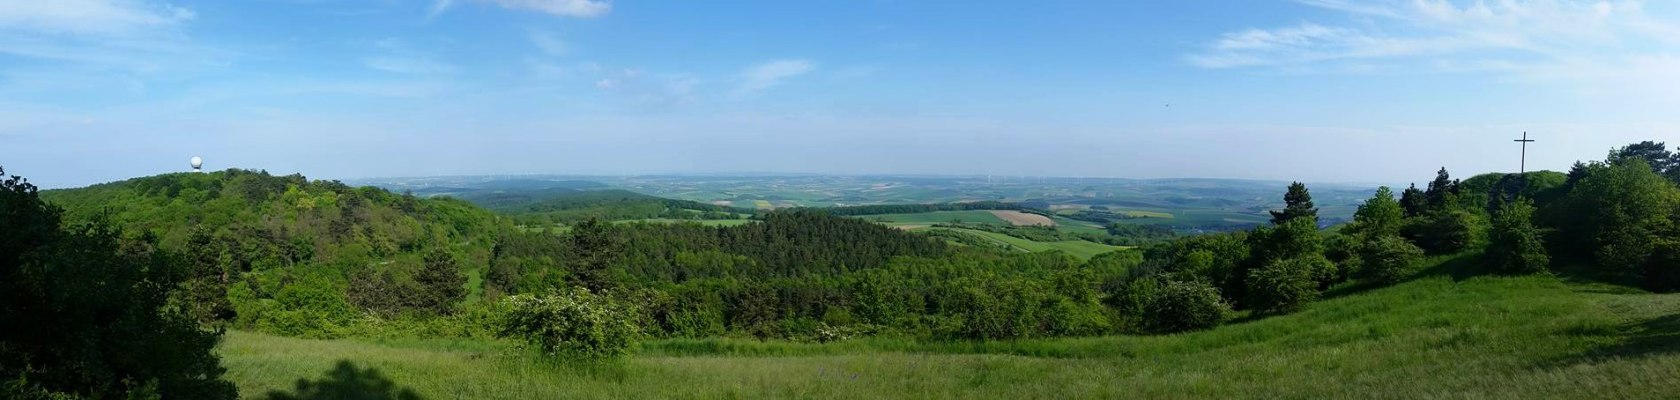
[
  {"left": 1358, "top": 236, "right": 1425, "bottom": 284},
  {"left": 499, "top": 288, "right": 641, "bottom": 360},
  {"left": 1486, "top": 199, "right": 1550, "bottom": 275},
  {"left": 1244, "top": 257, "right": 1324, "bottom": 314},
  {"left": 1402, "top": 210, "right": 1488, "bottom": 254},
  {"left": 1144, "top": 280, "right": 1230, "bottom": 333}
]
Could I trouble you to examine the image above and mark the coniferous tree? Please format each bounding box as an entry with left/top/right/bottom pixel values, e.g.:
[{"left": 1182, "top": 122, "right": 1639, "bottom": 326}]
[
  {"left": 1608, "top": 141, "right": 1674, "bottom": 172},
  {"left": 567, "top": 218, "right": 624, "bottom": 291},
  {"left": 415, "top": 248, "right": 467, "bottom": 314},
  {"left": 1400, "top": 183, "right": 1427, "bottom": 218},
  {"left": 1425, "top": 168, "right": 1457, "bottom": 211},
  {"left": 1269, "top": 182, "right": 1319, "bottom": 225}
]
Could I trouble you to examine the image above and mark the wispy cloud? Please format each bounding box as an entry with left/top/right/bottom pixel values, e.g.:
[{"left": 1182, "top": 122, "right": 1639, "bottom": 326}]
[
  {"left": 362, "top": 56, "right": 453, "bottom": 74},
  {"left": 0, "top": 0, "right": 221, "bottom": 94},
  {"left": 429, "top": 0, "right": 610, "bottom": 19},
  {"left": 0, "top": 0, "right": 194, "bottom": 36},
  {"left": 1188, "top": 0, "right": 1680, "bottom": 72},
  {"left": 736, "top": 59, "right": 815, "bottom": 94},
  {"left": 527, "top": 29, "right": 567, "bottom": 56},
  {"left": 593, "top": 68, "right": 700, "bottom": 106},
  {"left": 426, "top": 0, "right": 454, "bottom": 20},
  {"left": 362, "top": 38, "right": 454, "bottom": 75}
]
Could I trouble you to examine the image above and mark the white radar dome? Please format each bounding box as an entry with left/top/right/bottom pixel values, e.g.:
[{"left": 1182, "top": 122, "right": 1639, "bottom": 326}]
[{"left": 190, "top": 156, "right": 203, "bottom": 171}]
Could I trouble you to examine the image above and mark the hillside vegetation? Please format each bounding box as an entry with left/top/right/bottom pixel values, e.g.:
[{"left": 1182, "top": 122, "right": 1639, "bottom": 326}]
[
  {"left": 446, "top": 188, "right": 749, "bottom": 226},
  {"left": 40, "top": 170, "right": 507, "bottom": 336},
  {"left": 219, "top": 259, "right": 1680, "bottom": 398},
  {"left": 7, "top": 140, "right": 1680, "bottom": 399}
]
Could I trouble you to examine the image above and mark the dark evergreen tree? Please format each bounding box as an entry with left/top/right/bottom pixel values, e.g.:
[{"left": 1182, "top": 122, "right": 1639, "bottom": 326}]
[
  {"left": 1269, "top": 182, "right": 1318, "bottom": 225},
  {"left": 1425, "top": 167, "right": 1457, "bottom": 211},
  {"left": 567, "top": 218, "right": 624, "bottom": 291},
  {"left": 415, "top": 249, "right": 467, "bottom": 314},
  {"left": 1607, "top": 141, "right": 1676, "bottom": 181},
  {"left": 181, "top": 227, "right": 236, "bottom": 323},
  {"left": 1400, "top": 183, "right": 1428, "bottom": 218}
]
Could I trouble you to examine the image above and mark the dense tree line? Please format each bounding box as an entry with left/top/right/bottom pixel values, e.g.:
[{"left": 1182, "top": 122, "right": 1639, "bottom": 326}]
[{"left": 1104, "top": 140, "right": 1680, "bottom": 336}]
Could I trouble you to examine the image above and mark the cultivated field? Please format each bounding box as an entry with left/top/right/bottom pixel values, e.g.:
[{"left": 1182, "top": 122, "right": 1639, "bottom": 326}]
[
  {"left": 219, "top": 257, "right": 1680, "bottom": 399},
  {"left": 989, "top": 210, "right": 1055, "bottom": 226},
  {"left": 859, "top": 211, "right": 1010, "bottom": 227},
  {"left": 919, "top": 227, "right": 1127, "bottom": 260}
]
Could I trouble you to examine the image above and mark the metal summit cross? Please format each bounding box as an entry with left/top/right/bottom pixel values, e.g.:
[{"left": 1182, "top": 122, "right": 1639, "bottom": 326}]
[{"left": 1514, "top": 132, "right": 1536, "bottom": 173}]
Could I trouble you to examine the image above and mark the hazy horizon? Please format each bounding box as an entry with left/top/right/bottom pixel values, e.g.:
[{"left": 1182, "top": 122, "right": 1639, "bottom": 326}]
[{"left": 5, "top": 1, "right": 1679, "bottom": 188}]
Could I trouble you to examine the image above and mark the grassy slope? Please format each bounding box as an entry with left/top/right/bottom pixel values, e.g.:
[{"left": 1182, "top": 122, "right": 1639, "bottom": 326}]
[
  {"left": 220, "top": 257, "right": 1680, "bottom": 399},
  {"left": 922, "top": 227, "right": 1126, "bottom": 260}
]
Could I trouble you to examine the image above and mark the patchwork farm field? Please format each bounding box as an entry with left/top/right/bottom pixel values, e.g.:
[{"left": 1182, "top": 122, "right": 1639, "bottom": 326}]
[
  {"left": 920, "top": 227, "right": 1128, "bottom": 260},
  {"left": 989, "top": 210, "right": 1054, "bottom": 226},
  {"left": 219, "top": 262, "right": 1680, "bottom": 399},
  {"left": 360, "top": 175, "right": 1377, "bottom": 233},
  {"left": 858, "top": 211, "right": 1011, "bottom": 227}
]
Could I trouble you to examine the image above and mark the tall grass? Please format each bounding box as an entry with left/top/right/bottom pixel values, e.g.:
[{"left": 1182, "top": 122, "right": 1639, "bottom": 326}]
[{"left": 222, "top": 262, "right": 1680, "bottom": 399}]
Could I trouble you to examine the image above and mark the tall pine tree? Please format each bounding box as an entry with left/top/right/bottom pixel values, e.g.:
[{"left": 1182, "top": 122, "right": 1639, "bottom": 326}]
[
  {"left": 415, "top": 248, "right": 466, "bottom": 314},
  {"left": 1400, "top": 183, "right": 1428, "bottom": 218},
  {"left": 567, "top": 218, "right": 624, "bottom": 291},
  {"left": 1424, "top": 167, "right": 1457, "bottom": 212},
  {"left": 1269, "top": 182, "right": 1319, "bottom": 225}
]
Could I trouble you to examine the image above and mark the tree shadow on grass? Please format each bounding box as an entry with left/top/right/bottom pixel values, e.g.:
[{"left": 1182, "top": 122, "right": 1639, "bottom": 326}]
[
  {"left": 1542, "top": 312, "right": 1680, "bottom": 368},
  {"left": 1319, "top": 253, "right": 1485, "bottom": 302},
  {"left": 264, "top": 360, "right": 422, "bottom": 400}
]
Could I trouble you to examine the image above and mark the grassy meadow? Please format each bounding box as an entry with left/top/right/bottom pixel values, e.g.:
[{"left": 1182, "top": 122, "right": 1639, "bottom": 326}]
[{"left": 220, "top": 256, "right": 1680, "bottom": 399}]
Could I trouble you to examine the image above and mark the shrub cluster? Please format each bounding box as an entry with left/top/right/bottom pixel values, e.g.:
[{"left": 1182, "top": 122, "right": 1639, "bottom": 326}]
[{"left": 499, "top": 288, "right": 641, "bottom": 360}]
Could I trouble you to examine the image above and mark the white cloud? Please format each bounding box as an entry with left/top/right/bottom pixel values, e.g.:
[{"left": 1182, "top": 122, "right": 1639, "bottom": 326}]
[
  {"left": 490, "top": 0, "right": 610, "bottom": 18},
  {"left": 0, "top": 0, "right": 193, "bottom": 36},
  {"left": 430, "top": 0, "right": 610, "bottom": 19},
  {"left": 1189, "top": 0, "right": 1680, "bottom": 71},
  {"left": 0, "top": 0, "right": 218, "bottom": 88},
  {"left": 736, "top": 59, "right": 815, "bottom": 94}
]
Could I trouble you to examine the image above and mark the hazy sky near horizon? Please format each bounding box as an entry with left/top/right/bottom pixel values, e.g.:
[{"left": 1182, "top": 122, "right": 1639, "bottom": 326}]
[{"left": 3, "top": 0, "right": 1680, "bottom": 188}]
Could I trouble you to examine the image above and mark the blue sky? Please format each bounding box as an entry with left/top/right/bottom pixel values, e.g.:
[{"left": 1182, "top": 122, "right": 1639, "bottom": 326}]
[{"left": 3, "top": 0, "right": 1679, "bottom": 187}]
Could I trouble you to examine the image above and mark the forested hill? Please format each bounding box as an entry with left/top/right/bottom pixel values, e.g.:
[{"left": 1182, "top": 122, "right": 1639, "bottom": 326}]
[
  {"left": 443, "top": 188, "right": 750, "bottom": 225},
  {"left": 39, "top": 169, "right": 509, "bottom": 333}
]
